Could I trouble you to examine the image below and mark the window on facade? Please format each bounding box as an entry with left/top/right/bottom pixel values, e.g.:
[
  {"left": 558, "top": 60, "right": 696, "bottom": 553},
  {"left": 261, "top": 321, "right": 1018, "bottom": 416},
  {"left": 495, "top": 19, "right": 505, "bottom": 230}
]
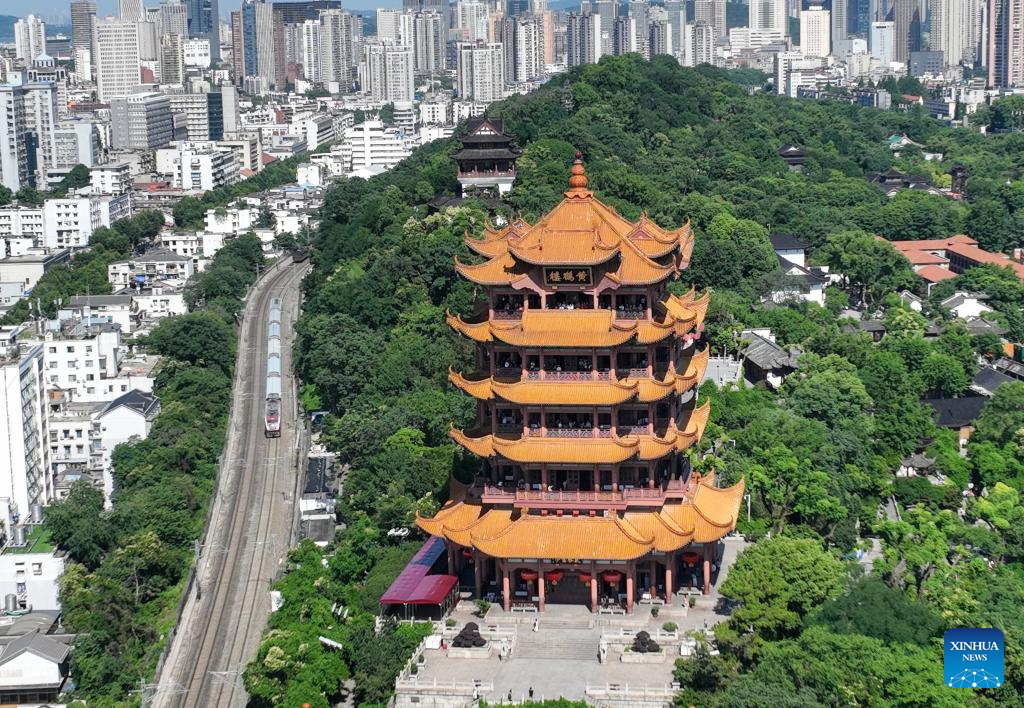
[{"left": 32, "top": 563, "right": 42, "bottom": 576}]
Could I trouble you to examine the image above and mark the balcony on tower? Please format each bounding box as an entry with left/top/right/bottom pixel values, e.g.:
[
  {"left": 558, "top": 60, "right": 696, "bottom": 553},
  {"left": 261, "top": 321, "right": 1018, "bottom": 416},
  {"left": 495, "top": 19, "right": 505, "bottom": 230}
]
[{"left": 454, "top": 117, "right": 522, "bottom": 197}]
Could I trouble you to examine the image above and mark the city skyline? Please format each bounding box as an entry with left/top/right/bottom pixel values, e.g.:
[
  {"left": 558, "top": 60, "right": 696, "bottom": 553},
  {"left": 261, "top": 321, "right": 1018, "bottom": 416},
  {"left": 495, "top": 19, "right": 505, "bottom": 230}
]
[{"left": 12, "top": 0, "right": 407, "bottom": 24}]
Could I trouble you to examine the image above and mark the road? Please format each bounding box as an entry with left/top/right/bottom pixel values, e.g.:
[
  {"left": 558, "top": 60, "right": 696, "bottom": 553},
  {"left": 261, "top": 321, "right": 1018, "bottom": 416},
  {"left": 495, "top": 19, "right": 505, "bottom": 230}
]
[{"left": 154, "top": 258, "right": 308, "bottom": 708}]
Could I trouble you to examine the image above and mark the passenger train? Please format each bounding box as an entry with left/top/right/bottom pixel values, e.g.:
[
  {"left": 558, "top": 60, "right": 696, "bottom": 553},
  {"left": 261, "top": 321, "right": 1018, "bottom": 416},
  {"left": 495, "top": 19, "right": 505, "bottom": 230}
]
[{"left": 265, "top": 296, "right": 283, "bottom": 437}]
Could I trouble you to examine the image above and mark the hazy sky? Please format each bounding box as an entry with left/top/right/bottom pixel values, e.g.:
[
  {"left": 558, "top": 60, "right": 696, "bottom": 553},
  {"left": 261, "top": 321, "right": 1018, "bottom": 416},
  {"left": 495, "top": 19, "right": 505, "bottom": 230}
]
[{"left": 24, "top": 0, "right": 402, "bottom": 24}]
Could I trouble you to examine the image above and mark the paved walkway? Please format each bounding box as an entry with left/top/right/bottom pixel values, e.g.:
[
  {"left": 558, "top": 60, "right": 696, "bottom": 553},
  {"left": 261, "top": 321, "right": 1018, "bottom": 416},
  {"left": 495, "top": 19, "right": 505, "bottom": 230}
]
[{"left": 410, "top": 536, "right": 749, "bottom": 703}]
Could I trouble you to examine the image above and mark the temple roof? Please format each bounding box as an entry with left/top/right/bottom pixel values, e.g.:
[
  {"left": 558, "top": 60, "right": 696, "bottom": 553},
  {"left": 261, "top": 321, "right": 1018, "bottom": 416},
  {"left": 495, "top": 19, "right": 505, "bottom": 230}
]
[
  {"left": 415, "top": 475, "right": 745, "bottom": 560},
  {"left": 446, "top": 291, "right": 708, "bottom": 348},
  {"left": 449, "top": 347, "right": 710, "bottom": 405},
  {"left": 450, "top": 400, "right": 711, "bottom": 464},
  {"left": 458, "top": 158, "right": 692, "bottom": 286}
]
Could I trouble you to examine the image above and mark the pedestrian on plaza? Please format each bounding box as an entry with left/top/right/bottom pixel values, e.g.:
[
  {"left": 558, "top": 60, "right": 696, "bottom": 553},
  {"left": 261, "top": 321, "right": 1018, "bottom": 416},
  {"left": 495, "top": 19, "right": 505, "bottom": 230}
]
[
  {"left": 508, "top": 689, "right": 513, "bottom": 702},
  {"left": 529, "top": 686, "right": 535, "bottom": 699}
]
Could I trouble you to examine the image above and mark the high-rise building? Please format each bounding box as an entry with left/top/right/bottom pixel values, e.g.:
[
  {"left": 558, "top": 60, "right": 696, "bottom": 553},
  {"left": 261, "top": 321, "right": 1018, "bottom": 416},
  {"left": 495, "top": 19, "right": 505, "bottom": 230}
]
[
  {"left": 870, "top": 20, "right": 895, "bottom": 65},
  {"left": 648, "top": 19, "right": 673, "bottom": 56},
  {"left": 628, "top": 1, "right": 650, "bottom": 58},
  {"left": 800, "top": 5, "right": 830, "bottom": 58},
  {"left": 831, "top": 0, "right": 848, "bottom": 45},
  {"left": 890, "top": 0, "right": 921, "bottom": 64},
  {"left": 749, "top": 0, "right": 786, "bottom": 35},
  {"left": 692, "top": 21, "right": 715, "bottom": 65},
  {"left": 418, "top": 158, "right": 741, "bottom": 614},
  {"left": 94, "top": 18, "right": 141, "bottom": 103},
  {"left": 71, "top": 1, "right": 98, "bottom": 55},
  {"left": 14, "top": 15, "right": 47, "bottom": 62},
  {"left": 457, "top": 2, "right": 490, "bottom": 42},
  {"left": 664, "top": 1, "right": 687, "bottom": 52},
  {"left": 160, "top": 32, "right": 186, "bottom": 84},
  {"left": 184, "top": 0, "right": 220, "bottom": 60},
  {"left": 501, "top": 15, "right": 544, "bottom": 83},
  {"left": 612, "top": 15, "right": 636, "bottom": 56},
  {"left": 231, "top": 10, "right": 244, "bottom": 85},
  {"left": 319, "top": 10, "right": 357, "bottom": 87},
  {"left": 0, "top": 86, "right": 31, "bottom": 192},
  {"left": 377, "top": 8, "right": 403, "bottom": 41},
  {"left": 0, "top": 343, "right": 50, "bottom": 525},
  {"left": 168, "top": 92, "right": 224, "bottom": 142},
  {"left": 457, "top": 41, "right": 505, "bottom": 102},
  {"left": 299, "top": 20, "right": 321, "bottom": 83},
  {"left": 590, "top": 0, "right": 617, "bottom": 55},
  {"left": 694, "top": 0, "right": 725, "bottom": 42},
  {"left": 359, "top": 43, "right": 415, "bottom": 102},
  {"left": 988, "top": 0, "right": 1024, "bottom": 88},
  {"left": 161, "top": 0, "right": 190, "bottom": 38},
  {"left": 110, "top": 93, "right": 174, "bottom": 150},
  {"left": 402, "top": 10, "right": 446, "bottom": 73},
  {"left": 23, "top": 83, "right": 58, "bottom": 187},
  {"left": 567, "top": 11, "right": 603, "bottom": 66},
  {"left": 119, "top": 0, "right": 145, "bottom": 23},
  {"left": 240, "top": 0, "right": 276, "bottom": 87}
]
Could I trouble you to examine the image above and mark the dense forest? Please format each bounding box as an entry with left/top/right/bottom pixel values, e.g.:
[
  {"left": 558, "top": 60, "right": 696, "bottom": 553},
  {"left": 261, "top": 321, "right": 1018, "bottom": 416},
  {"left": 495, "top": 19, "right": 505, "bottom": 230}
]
[{"left": 248, "top": 55, "right": 1024, "bottom": 706}]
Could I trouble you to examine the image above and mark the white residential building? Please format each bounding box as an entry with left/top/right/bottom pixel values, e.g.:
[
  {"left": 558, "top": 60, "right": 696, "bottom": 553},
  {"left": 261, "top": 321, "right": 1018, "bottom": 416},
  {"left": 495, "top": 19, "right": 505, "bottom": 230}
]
[
  {"left": 43, "top": 198, "right": 103, "bottom": 250},
  {"left": 90, "top": 164, "right": 133, "bottom": 196},
  {"left": 107, "top": 247, "right": 194, "bottom": 288},
  {"left": 749, "top": 0, "right": 786, "bottom": 36},
  {"left": 94, "top": 17, "right": 142, "bottom": 103},
  {"left": 14, "top": 16, "right": 47, "bottom": 62},
  {"left": 377, "top": 9, "right": 402, "bottom": 42},
  {"left": 319, "top": 10, "right": 357, "bottom": 88},
  {"left": 0, "top": 336, "right": 50, "bottom": 529},
  {"left": 870, "top": 21, "right": 895, "bottom": 67},
  {"left": 343, "top": 121, "right": 414, "bottom": 175},
  {"left": 800, "top": 5, "right": 831, "bottom": 58},
  {"left": 0, "top": 529, "right": 66, "bottom": 611},
  {"left": 0, "top": 85, "right": 32, "bottom": 193},
  {"left": 0, "top": 206, "right": 46, "bottom": 246},
  {"left": 110, "top": 93, "right": 174, "bottom": 152},
  {"left": 359, "top": 43, "right": 415, "bottom": 104},
  {"left": 183, "top": 38, "right": 212, "bottom": 68},
  {"left": 156, "top": 143, "right": 240, "bottom": 191},
  {"left": 458, "top": 42, "right": 506, "bottom": 103},
  {"left": 204, "top": 206, "right": 257, "bottom": 235}
]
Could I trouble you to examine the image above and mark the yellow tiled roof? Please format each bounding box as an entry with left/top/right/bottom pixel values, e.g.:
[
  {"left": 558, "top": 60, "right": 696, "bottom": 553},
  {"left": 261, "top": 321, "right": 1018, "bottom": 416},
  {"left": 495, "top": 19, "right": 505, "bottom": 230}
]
[
  {"left": 676, "top": 400, "right": 712, "bottom": 451},
  {"left": 417, "top": 476, "right": 745, "bottom": 558},
  {"left": 675, "top": 348, "right": 710, "bottom": 392},
  {"left": 449, "top": 368, "right": 696, "bottom": 405},
  {"left": 447, "top": 300, "right": 707, "bottom": 348},
  {"left": 454, "top": 253, "right": 521, "bottom": 285},
  {"left": 472, "top": 514, "right": 655, "bottom": 560},
  {"left": 455, "top": 161, "right": 692, "bottom": 286}
]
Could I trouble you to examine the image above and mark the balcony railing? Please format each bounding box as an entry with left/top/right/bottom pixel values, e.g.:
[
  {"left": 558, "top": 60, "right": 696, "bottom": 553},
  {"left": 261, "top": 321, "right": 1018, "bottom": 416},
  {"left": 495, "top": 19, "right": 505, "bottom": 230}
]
[
  {"left": 475, "top": 478, "right": 694, "bottom": 507},
  {"left": 545, "top": 428, "right": 594, "bottom": 438},
  {"left": 614, "top": 309, "right": 648, "bottom": 320},
  {"left": 543, "top": 371, "right": 592, "bottom": 381},
  {"left": 617, "top": 425, "right": 649, "bottom": 436},
  {"left": 493, "top": 310, "right": 522, "bottom": 320}
]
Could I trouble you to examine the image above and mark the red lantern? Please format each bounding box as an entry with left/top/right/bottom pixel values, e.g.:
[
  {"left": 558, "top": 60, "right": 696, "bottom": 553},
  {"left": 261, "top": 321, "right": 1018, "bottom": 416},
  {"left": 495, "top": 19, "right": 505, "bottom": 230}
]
[
  {"left": 520, "top": 569, "right": 539, "bottom": 582},
  {"left": 578, "top": 572, "right": 593, "bottom": 585},
  {"left": 601, "top": 570, "right": 623, "bottom": 584},
  {"left": 682, "top": 552, "right": 701, "bottom": 564},
  {"left": 544, "top": 570, "right": 564, "bottom": 585},
  {"left": 462, "top": 548, "right": 474, "bottom": 562}
]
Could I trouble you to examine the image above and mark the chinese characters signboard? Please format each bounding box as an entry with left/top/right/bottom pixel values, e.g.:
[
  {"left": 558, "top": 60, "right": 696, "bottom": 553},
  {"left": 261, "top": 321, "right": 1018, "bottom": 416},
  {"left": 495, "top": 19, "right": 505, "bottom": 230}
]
[{"left": 543, "top": 267, "right": 593, "bottom": 287}]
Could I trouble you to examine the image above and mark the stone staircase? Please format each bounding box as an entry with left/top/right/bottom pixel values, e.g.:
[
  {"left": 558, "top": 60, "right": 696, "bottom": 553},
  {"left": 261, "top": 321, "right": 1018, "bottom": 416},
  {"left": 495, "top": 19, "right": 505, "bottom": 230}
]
[{"left": 514, "top": 627, "right": 599, "bottom": 661}]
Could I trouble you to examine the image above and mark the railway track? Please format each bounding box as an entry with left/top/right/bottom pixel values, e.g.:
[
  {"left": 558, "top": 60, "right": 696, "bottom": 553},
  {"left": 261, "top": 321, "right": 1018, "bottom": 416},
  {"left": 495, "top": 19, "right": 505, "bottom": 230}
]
[{"left": 156, "top": 260, "right": 307, "bottom": 707}]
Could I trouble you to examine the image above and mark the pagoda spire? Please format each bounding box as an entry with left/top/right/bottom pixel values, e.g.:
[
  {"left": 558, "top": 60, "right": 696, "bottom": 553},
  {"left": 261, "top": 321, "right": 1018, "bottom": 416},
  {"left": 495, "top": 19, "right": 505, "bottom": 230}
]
[{"left": 565, "top": 152, "right": 592, "bottom": 199}]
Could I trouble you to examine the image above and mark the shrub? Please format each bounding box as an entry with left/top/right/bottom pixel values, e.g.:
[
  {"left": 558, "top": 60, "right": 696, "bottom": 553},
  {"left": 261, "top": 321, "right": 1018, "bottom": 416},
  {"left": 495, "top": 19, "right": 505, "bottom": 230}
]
[{"left": 662, "top": 622, "right": 679, "bottom": 632}]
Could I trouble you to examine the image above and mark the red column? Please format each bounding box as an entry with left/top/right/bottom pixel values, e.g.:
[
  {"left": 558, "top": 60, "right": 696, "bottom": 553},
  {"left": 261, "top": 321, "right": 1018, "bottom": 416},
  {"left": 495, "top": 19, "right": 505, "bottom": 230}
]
[
  {"left": 502, "top": 566, "right": 511, "bottom": 612},
  {"left": 703, "top": 547, "right": 711, "bottom": 595},
  {"left": 590, "top": 576, "right": 599, "bottom": 613},
  {"left": 665, "top": 555, "right": 674, "bottom": 604},
  {"left": 626, "top": 572, "right": 635, "bottom": 614},
  {"left": 538, "top": 575, "right": 545, "bottom": 612},
  {"left": 474, "top": 552, "right": 483, "bottom": 598}
]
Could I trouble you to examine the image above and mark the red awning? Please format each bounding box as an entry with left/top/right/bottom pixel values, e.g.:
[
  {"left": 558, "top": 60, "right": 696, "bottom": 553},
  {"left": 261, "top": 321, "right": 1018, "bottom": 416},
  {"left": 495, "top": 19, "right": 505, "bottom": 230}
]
[{"left": 380, "top": 537, "right": 459, "bottom": 606}]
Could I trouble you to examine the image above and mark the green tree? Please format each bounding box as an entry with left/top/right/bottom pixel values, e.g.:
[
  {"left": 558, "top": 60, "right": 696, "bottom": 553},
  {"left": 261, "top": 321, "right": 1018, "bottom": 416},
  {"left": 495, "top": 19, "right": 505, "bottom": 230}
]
[
  {"left": 817, "top": 230, "right": 916, "bottom": 307},
  {"left": 920, "top": 351, "right": 970, "bottom": 397},
  {"left": 718, "top": 536, "right": 844, "bottom": 641},
  {"left": 44, "top": 481, "right": 115, "bottom": 570},
  {"left": 749, "top": 445, "right": 846, "bottom": 535},
  {"left": 805, "top": 577, "right": 943, "bottom": 645},
  {"left": 973, "top": 382, "right": 1024, "bottom": 446},
  {"left": 146, "top": 311, "right": 236, "bottom": 373}
]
